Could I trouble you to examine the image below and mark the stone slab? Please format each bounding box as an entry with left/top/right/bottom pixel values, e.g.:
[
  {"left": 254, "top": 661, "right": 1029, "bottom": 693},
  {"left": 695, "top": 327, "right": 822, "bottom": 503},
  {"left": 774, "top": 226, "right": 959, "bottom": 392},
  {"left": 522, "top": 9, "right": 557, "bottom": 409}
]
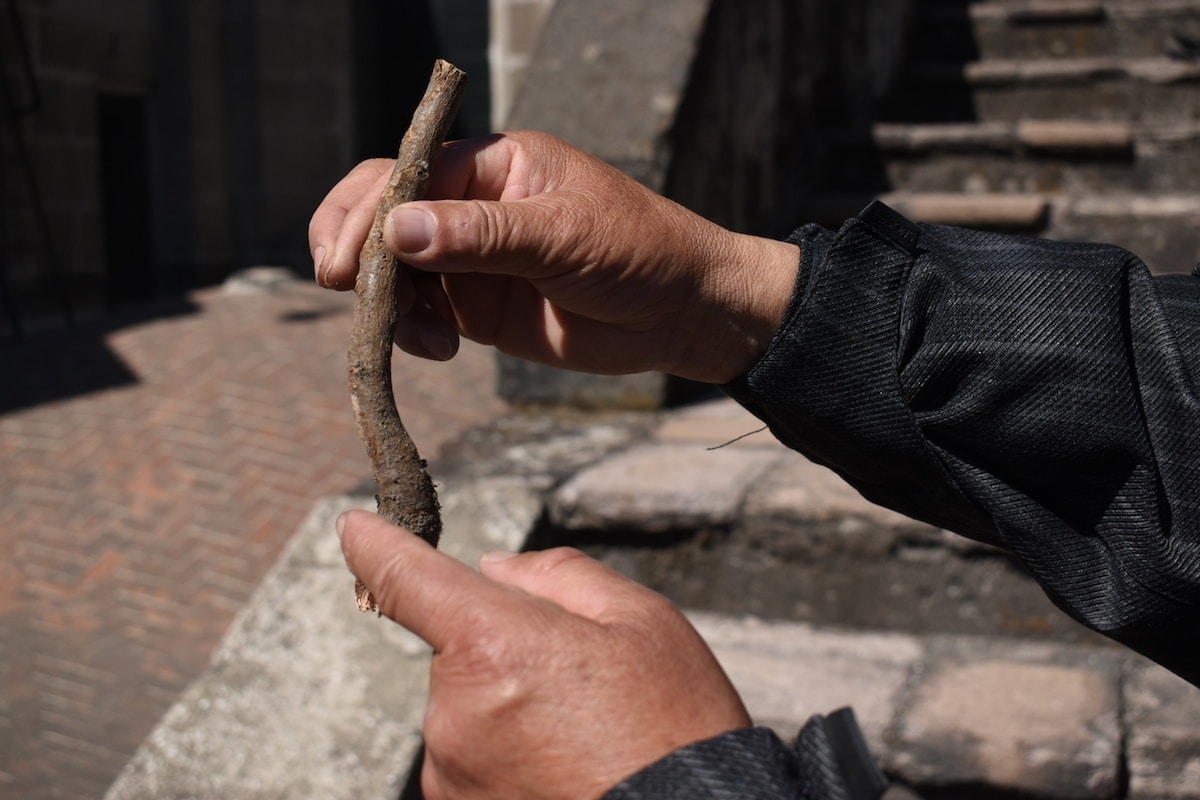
[
  {"left": 507, "top": 0, "right": 712, "bottom": 188},
  {"left": 690, "top": 613, "right": 921, "bottom": 754},
  {"left": 104, "top": 495, "right": 426, "bottom": 800},
  {"left": 549, "top": 442, "right": 784, "bottom": 532},
  {"left": 496, "top": 353, "right": 669, "bottom": 410},
  {"left": 884, "top": 191, "right": 1050, "bottom": 229},
  {"left": 654, "top": 397, "right": 788, "bottom": 451},
  {"left": 105, "top": 476, "right": 542, "bottom": 800},
  {"left": 887, "top": 638, "right": 1123, "bottom": 798},
  {"left": 742, "top": 454, "right": 944, "bottom": 560},
  {"left": 1125, "top": 660, "right": 1200, "bottom": 800}
]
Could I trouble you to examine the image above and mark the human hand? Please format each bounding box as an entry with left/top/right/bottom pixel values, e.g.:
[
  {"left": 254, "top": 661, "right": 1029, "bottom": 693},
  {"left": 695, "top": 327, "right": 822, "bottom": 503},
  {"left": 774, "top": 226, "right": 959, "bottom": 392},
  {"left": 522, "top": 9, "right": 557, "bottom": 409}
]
[
  {"left": 336, "top": 510, "right": 752, "bottom": 800},
  {"left": 309, "top": 131, "right": 798, "bottom": 384}
]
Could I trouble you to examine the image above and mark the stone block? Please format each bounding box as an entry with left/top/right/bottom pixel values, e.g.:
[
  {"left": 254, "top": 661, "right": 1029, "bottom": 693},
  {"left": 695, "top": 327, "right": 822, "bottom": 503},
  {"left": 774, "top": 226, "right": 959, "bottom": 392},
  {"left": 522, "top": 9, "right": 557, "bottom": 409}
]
[
  {"left": 689, "top": 612, "right": 921, "bottom": 753},
  {"left": 105, "top": 478, "right": 543, "bottom": 800},
  {"left": 654, "top": 397, "right": 788, "bottom": 451},
  {"left": 104, "top": 495, "right": 429, "bottom": 800},
  {"left": 883, "top": 191, "right": 1050, "bottom": 230},
  {"left": 742, "top": 454, "right": 944, "bottom": 560},
  {"left": 497, "top": 353, "right": 668, "bottom": 410},
  {"left": 1125, "top": 660, "right": 1200, "bottom": 800},
  {"left": 888, "top": 638, "right": 1123, "bottom": 798},
  {"left": 549, "top": 442, "right": 783, "bottom": 532},
  {"left": 506, "top": 0, "right": 712, "bottom": 189}
]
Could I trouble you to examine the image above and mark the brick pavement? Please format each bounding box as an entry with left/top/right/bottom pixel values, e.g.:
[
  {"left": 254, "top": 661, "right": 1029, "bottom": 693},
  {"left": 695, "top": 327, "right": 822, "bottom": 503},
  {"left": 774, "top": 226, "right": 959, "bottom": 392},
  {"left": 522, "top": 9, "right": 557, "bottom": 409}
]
[{"left": 0, "top": 278, "right": 506, "bottom": 800}]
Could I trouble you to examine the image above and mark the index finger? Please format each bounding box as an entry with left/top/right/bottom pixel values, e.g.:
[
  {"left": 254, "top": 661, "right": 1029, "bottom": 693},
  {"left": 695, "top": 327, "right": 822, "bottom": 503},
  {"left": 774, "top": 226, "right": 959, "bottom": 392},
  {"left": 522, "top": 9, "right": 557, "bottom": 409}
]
[
  {"left": 308, "top": 159, "right": 393, "bottom": 289},
  {"left": 424, "top": 133, "right": 543, "bottom": 204},
  {"left": 337, "top": 510, "right": 510, "bottom": 650}
]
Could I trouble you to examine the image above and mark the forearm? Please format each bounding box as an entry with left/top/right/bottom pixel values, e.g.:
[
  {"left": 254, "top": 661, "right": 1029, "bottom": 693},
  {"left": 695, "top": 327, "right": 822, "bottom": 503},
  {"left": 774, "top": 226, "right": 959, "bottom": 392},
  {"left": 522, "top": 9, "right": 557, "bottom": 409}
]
[{"left": 725, "top": 202, "right": 1200, "bottom": 684}]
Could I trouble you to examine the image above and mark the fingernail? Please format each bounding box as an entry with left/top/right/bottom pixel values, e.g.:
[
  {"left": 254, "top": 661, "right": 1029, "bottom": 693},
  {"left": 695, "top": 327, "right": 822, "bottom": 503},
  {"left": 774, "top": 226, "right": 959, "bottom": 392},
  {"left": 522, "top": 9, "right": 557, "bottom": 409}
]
[
  {"left": 480, "top": 550, "right": 518, "bottom": 565},
  {"left": 313, "top": 245, "right": 328, "bottom": 285},
  {"left": 391, "top": 207, "right": 435, "bottom": 254},
  {"left": 420, "top": 331, "right": 454, "bottom": 361},
  {"left": 335, "top": 512, "right": 348, "bottom": 540}
]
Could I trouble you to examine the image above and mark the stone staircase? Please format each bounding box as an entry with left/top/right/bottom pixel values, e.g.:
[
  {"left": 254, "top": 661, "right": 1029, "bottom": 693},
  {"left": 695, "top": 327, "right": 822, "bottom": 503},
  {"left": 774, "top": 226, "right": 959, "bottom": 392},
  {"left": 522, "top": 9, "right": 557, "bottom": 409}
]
[{"left": 814, "top": 0, "right": 1200, "bottom": 275}]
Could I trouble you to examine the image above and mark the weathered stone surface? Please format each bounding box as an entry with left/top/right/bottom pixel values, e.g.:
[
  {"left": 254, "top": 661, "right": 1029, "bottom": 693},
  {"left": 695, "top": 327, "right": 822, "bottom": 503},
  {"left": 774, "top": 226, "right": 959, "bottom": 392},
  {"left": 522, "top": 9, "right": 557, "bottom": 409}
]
[
  {"left": 443, "top": 409, "right": 656, "bottom": 480},
  {"left": 884, "top": 191, "right": 1050, "bottom": 229},
  {"left": 1017, "top": 119, "right": 1133, "bottom": 152},
  {"left": 105, "top": 476, "right": 543, "bottom": 800},
  {"left": 549, "top": 442, "right": 783, "bottom": 532},
  {"left": 1125, "top": 660, "right": 1200, "bottom": 800},
  {"left": 888, "top": 639, "right": 1123, "bottom": 799},
  {"left": 654, "top": 397, "right": 788, "bottom": 451},
  {"left": 742, "top": 453, "right": 942, "bottom": 560},
  {"left": 507, "top": 0, "right": 711, "bottom": 188},
  {"left": 496, "top": 353, "right": 670, "bottom": 411},
  {"left": 104, "top": 496, "right": 427, "bottom": 800},
  {"left": 690, "top": 612, "right": 920, "bottom": 752}
]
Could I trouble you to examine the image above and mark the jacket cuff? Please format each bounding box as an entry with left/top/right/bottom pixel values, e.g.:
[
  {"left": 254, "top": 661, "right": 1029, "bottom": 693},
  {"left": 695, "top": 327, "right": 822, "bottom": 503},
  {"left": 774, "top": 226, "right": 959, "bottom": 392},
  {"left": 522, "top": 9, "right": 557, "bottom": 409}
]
[
  {"left": 724, "top": 201, "right": 993, "bottom": 539},
  {"left": 600, "top": 711, "right": 887, "bottom": 800}
]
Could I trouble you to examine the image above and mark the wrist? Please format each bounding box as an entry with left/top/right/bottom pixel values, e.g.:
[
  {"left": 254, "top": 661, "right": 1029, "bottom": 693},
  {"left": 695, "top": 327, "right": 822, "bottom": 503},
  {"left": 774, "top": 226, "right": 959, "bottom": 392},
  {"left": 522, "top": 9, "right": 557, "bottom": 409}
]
[{"left": 670, "top": 232, "right": 799, "bottom": 384}]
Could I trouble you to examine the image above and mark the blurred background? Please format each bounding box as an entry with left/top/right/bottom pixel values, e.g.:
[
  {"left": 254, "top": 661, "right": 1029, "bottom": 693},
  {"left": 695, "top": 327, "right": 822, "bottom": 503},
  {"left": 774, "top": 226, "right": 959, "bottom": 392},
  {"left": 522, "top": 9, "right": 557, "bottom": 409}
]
[{"left": 4, "top": 1, "right": 1200, "bottom": 798}]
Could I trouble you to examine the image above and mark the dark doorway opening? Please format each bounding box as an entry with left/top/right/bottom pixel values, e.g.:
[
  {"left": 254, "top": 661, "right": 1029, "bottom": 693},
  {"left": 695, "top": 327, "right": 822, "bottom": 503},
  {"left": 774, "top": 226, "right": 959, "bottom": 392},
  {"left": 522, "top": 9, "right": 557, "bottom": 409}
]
[
  {"left": 351, "top": 0, "right": 445, "bottom": 160},
  {"left": 99, "top": 91, "right": 153, "bottom": 306}
]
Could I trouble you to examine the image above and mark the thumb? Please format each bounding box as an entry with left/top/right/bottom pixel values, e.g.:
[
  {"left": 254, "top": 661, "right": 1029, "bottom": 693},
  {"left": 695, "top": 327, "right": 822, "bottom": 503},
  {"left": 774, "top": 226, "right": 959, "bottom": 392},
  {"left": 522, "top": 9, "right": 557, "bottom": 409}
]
[
  {"left": 386, "top": 198, "right": 576, "bottom": 278},
  {"left": 478, "top": 548, "right": 661, "bottom": 623},
  {"left": 337, "top": 510, "right": 506, "bottom": 649}
]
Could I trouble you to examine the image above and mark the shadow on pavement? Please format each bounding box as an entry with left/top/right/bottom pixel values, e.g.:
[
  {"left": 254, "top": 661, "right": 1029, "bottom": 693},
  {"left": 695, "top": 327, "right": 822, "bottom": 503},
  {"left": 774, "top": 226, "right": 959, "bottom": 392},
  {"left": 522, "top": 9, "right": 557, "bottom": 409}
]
[{"left": 0, "top": 297, "right": 199, "bottom": 414}]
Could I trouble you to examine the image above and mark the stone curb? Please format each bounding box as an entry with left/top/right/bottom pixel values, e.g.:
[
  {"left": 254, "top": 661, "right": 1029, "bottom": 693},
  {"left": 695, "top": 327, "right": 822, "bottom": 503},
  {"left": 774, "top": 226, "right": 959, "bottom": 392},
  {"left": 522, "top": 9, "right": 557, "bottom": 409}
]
[{"left": 106, "top": 399, "right": 1200, "bottom": 799}]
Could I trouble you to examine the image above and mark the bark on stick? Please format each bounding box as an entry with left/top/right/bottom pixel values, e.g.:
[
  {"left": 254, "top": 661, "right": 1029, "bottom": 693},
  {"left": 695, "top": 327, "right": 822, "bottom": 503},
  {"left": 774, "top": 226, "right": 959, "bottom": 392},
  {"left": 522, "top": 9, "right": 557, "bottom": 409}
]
[{"left": 348, "top": 60, "right": 468, "bottom": 612}]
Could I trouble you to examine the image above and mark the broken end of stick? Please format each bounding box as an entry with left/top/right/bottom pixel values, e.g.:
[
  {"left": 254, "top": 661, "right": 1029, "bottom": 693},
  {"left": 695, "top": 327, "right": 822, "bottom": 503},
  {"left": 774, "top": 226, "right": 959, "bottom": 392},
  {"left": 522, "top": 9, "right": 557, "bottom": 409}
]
[{"left": 355, "top": 578, "right": 380, "bottom": 615}]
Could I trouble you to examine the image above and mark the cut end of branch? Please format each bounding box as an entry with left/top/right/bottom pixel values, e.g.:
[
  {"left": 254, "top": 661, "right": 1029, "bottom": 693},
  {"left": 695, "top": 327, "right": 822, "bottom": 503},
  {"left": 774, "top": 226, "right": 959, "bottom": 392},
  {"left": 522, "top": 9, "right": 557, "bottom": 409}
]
[{"left": 355, "top": 578, "right": 380, "bottom": 615}]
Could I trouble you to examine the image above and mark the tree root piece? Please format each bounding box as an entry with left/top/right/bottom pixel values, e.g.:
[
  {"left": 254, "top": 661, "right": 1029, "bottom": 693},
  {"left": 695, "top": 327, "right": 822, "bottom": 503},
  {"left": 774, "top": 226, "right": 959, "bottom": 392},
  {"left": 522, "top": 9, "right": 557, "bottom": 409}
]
[{"left": 347, "top": 60, "right": 468, "bottom": 612}]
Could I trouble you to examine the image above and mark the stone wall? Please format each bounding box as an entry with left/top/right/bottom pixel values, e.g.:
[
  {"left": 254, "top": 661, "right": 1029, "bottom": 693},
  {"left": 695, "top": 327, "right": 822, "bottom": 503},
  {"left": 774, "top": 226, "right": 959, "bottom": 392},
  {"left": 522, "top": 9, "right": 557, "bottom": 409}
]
[
  {"left": 0, "top": 1, "right": 357, "bottom": 326},
  {"left": 488, "top": 0, "right": 556, "bottom": 129}
]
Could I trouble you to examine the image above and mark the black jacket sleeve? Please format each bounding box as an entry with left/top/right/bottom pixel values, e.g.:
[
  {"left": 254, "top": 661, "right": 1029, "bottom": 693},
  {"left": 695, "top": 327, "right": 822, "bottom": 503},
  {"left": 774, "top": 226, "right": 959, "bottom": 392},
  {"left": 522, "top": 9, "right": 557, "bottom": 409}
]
[
  {"left": 602, "top": 710, "right": 886, "bottom": 800},
  {"left": 726, "top": 201, "right": 1200, "bottom": 686}
]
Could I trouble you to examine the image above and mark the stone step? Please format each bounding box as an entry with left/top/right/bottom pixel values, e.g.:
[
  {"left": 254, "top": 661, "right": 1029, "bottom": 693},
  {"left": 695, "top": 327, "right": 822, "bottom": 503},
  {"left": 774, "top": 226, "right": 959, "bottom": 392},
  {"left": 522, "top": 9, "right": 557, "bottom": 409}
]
[
  {"left": 891, "top": 57, "right": 1200, "bottom": 122},
  {"left": 825, "top": 120, "right": 1200, "bottom": 196},
  {"left": 1049, "top": 193, "right": 1200, "bottom": 274},
  {"left": 919, "top": 0, "right": 1200, "bottom": 61},
  {"left": 800, "top": 191, "right": 1053, "bottom": 232},
  {"left": 798, "top": 192, "right": 1200, "bottom": 274},
  {"left": 882, "top": 191, "right": 1053, "bottom": 228},
  {"left": 544, "top": 398, "right": 1106, "bottom": 644},
  {"left": 695, "top": 613, "right": 1134, "bottom": 800},
  {"left": 699, "top": 611, "right": 1200, "bottom": 800},
  {"left": 104, "top": 413, "right": 1200, "bottom": 800}
]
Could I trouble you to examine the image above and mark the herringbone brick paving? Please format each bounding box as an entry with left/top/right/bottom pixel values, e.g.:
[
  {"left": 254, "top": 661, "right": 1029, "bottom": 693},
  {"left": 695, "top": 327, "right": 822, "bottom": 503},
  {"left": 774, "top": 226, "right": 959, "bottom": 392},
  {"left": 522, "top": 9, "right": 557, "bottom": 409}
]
[{"left": 0, "top": 279, "right": 506, "bottom": 799}]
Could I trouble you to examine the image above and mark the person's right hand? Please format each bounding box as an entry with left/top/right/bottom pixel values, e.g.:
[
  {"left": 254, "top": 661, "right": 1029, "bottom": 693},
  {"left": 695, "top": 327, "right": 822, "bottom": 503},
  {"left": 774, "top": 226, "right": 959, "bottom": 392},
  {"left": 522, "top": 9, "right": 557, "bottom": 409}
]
[{"left": 308, "top": 131, "right": 799, "bottom": 384}]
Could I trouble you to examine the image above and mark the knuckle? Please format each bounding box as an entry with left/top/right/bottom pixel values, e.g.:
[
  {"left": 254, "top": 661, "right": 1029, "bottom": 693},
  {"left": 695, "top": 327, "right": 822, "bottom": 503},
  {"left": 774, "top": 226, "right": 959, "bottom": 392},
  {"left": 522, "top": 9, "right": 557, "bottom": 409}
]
[{"left": 466, "top": 199, "right": 504, "bottom": 258}]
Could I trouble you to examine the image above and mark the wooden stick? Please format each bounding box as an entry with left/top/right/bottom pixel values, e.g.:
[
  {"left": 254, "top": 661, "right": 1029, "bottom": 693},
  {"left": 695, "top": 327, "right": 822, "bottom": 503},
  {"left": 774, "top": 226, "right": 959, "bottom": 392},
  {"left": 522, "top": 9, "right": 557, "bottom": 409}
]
[{"left": 348, "top": 60, "right": 468, "bottom": 613}]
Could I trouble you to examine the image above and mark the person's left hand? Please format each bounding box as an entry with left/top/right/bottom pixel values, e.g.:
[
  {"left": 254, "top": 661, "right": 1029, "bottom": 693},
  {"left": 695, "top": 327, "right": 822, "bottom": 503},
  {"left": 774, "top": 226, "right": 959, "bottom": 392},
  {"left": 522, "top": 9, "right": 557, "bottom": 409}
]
[{"left": 337, "top": 510, "right": 752, "bottom": 800}]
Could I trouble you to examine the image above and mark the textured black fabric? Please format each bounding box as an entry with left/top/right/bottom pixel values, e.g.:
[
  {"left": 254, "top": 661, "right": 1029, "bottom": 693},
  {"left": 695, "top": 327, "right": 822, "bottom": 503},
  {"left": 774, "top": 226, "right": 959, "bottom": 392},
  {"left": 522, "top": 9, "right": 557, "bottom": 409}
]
[
  {"left": 599, "top": 203, "right": 1199, "bottom": 799},
  {"left": 601, "top": 715, "right": 884, "bottom": 800},
  {"left": 727, "top": 201, "right": 1200, "bottom": 685}
]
